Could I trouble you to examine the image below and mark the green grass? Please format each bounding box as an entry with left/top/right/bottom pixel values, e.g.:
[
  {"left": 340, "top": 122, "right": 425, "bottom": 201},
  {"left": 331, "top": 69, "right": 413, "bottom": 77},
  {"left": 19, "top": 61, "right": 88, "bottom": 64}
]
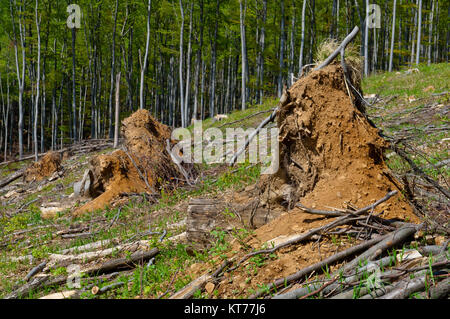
[
  {"left": 362, "top": 63, "right": 450, "bottom": 101},
  {"left": 188, "top": 97, "right": 279, "bottom": 133}
]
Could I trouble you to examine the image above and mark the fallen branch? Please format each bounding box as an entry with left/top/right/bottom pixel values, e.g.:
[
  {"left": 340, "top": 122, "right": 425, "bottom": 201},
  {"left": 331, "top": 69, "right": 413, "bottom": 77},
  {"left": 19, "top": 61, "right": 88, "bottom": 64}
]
[
  {"left": 338, "top": 224, "right": 422, "bottom": 274},
  {"left": 299, "top": 276, "right": 339, "bottom": 299},
  {"left": 169, "top": 273, "right": 211, "bottom": 299},
  {"left": 228, "top": 215, "right": 366, "bottom": 272},
  {"left": 251, "top": 234, "right": 387, "bottom": 299},
  {"left": 45, "top": 240, "right": 151, "bottom": 270},
  {"left": 417, "top": 278, "right": 450, "bottom": 299},
  {"left": 217, "top": 108, "right": 276, "bottom": 129},
  {"left": 391, "top": 144, "right": 450, "bottom": 199},
  {"left": 85, "top": 248, "right": 159, "bottom": 276},
  {"left": 0, "top": 168, "right": 25, "bottom": 189},
  {"left": 24, "top": 262, "right": 47, "bottom": 282}
]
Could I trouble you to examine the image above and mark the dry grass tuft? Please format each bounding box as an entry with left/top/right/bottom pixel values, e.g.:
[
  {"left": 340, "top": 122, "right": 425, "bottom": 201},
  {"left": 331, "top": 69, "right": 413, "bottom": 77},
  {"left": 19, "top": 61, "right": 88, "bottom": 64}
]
[{"left": 315, "top": 38, "right": 363, "bottom": 86}]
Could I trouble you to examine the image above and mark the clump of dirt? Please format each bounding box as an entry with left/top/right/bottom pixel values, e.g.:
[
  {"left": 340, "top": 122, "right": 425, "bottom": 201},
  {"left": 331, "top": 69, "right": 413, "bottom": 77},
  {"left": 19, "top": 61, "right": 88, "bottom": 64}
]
[
  {"left": 24, "top": 151, "right": 62, "bottom": 182},
  {"left": 259, "top": 64, "right": 419, "bottom": 223},
  {"left": 73, "top": 110, "right": 186, "bottom": 216}
]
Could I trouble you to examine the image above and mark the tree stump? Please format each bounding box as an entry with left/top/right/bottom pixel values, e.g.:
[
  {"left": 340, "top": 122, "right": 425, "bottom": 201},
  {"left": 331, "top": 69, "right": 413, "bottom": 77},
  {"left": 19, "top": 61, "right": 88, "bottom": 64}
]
[
  {"left": 186, "top": 199, "right": 227, "bottom": 250},
  {"left": 186, "top": 197, "right": 281, "bottom": 250}
]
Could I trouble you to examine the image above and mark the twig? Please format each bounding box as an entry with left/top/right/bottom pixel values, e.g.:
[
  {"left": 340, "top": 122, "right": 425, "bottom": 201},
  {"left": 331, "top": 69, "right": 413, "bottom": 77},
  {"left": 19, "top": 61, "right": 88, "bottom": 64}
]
[
  {"left": 158, "top": 267, "right": 181, "bottom": 299},
  {"left": 250, "top": 234, "right": 388, "bottom": 299},
  {"left": 217, "top": 108, "right": 276, "bottom": 129},
  {"left": 299, "top": 276, "right": 339, "bottom": 299}
]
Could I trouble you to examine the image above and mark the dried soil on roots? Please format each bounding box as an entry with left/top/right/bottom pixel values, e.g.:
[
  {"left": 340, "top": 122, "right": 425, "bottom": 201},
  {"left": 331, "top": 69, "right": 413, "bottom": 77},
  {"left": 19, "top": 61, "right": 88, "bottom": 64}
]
[
  {"left": 259, "top": 64, "right": 419, "bottom": 224},
  {"left": 23, "top": 151, "right": 62, "bottom": 182},
  {"left": 73, "top": 110, "right": 184, "bottom": 216},
  {"left": 205, "top": 65, "right": 421, "bottom": 299}
]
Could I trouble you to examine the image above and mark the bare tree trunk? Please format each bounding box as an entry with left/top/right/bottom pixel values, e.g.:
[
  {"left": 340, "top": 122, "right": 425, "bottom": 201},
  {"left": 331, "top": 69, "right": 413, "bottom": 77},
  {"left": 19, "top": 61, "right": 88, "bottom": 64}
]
[
  {"left": 416, "top": 0, "right": 422, "bottom": 65},
  {"left": 257, "top": 0, "right": 267, "bottom": 105},
  {"left": 184, "top": 2, "right": 193, "bottom": 125},
  {"left": 10, "top": 0, "right": 26, "bottom": 159},
  {"left": 299, "top": 0, "right": 307, "bottom": 76},
  {"left": 108, "top": 0, "right": 118, "bottom": 138},
  {"left": 179, "top": 0, "right": 185, "bottom": 126},
  {"left": 199, "top": 0, "right": 205, "bottom": 120},
  {"left": 427, "top": 0, "right": 434, "bottom": 65},
  {"left": 34, "top": 0, "right": 41, "bottom": 162},
  {"left": 410, "top": 0, "right": 418, "bottom": 66},
  {"left": 3, "top": 61, "right": 10, "bottom": 161},
  {"left": 209, "top": 0, "right": 220, "bottom": 118},
  {"left": 140, "top": 0, "right": 151, "bottom": 110},
  {"left": 389, "top": 0, "right": 397, "bottom": 72},
  {"left": 278, "top": 0, "right": 285, "bottom": 98},
  {"left": 364, "top": 0, "right": 370, "bottom": 76},
  {"left": 239, "top": 0, "right": 247, "bottom": 110},
  {"left": 114, "top": 73, "right": 121, "bottom": 149},
  {"left": 71, "top": 27, "right": 77, "bottom": 143},
  {"left": 288, "top": 3, "right": 296, "bottom": 87}
]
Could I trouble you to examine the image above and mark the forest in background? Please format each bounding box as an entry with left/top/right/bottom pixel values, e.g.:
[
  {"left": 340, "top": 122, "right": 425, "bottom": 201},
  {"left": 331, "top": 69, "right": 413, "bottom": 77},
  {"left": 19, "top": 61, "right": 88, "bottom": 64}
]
[{"left": 0, "top": 0, "right": 448, "bottom": 161}]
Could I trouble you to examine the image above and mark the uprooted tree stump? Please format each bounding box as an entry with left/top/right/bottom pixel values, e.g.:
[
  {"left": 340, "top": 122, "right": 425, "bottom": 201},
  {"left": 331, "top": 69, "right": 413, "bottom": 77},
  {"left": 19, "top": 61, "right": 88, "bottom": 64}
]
[
  {"left": 258, "top": 64, "right": 420, "bottom": 224},
  {"left": 23, "top": 151, "right": 62, "bottom": 183},
  {"left": 73, "top": 110, "right": 192, "bottom": 216}
]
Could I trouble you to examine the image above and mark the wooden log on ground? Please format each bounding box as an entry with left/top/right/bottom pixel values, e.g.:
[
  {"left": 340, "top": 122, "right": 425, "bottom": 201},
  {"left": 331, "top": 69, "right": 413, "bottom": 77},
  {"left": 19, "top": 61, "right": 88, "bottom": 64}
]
[
  {"left": 24, "top": 262, "right": 47, "bottom": 282},
  {"left": 378, "top": 273, "right": 428, "bottom": 299},
  {"left": 338, "top": 224, "right": 422, "bottom": 274},
  {"left": 45, "top": 240, "right": 151, "bottom": 270},
  {"left": 169, "top": 273, "right": 211, "bottom": 299},
  {"left": 416, "top": 278, "right": 450, "bottom": 299},
  {"left": 0, "top": 168, "right": 25, "bottom": 189},
  {"left": 85, "top": 248, "right": 159, "bottom": 276},
  {"left": 251, "top": 234, "right": 387, "bottom": 299}
]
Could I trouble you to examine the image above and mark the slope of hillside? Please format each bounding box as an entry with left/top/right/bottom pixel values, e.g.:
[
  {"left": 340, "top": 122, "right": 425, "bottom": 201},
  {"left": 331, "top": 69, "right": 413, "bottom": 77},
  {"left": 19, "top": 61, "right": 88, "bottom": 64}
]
[{"left": 0, "top": 63, "right": 448, "bottom": 299}]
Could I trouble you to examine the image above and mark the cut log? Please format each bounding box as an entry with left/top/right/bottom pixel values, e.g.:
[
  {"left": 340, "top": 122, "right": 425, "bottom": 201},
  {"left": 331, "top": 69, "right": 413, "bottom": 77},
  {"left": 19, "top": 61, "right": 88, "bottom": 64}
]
[
  {"left": 252, "top": 234, "right": 387, "bottom": 299},
  {"left": 85, "top": 248, "right": 159, "bottom": 276},
  {"left": 169, "top": 273, "right": 211, "bottom": 299},
  {"left": 0, "top": 168, "right": 25, "bottom": 189},
  {"left": 186, "top": 198, "right": 277, "bottom": 250}
]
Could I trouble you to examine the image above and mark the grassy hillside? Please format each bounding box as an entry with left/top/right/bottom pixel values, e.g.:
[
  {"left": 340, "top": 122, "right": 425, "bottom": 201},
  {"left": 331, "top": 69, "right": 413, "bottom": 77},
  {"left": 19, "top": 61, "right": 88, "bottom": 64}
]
[{"left": 0, "top": 63, "right": 448, "bottom": 299}]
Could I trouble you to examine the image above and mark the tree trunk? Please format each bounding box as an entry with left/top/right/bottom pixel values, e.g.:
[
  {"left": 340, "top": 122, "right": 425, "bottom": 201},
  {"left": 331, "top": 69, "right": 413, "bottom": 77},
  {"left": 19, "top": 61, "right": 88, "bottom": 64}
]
[
  {"left": 288, "top": 3, "right": 296, "bottom": 88},
  {"left": 209, "top": 0, "right": 220, "bottom": 119},
  {"left": 113, "top": 73, "right": 121, "bottom": 149},
  {"left": 278, "top": 0, "right": 285, "bottom": 98},
  {"left": 179, "top": 0, "right": 185, "bottom": 127},
  {"left": 108, "top": 0, "right": 118, "bottom": 138},
  {"left": 299, "top": 0, "right": 307, "bottom": 76},
  {"left": 239, "top": 0, "right": 247, "bottom": 111},
  {"left": 416, "top": 0, "right": 422, "bottom": 65},
  {"left": 184, "top": 2, "right": 193, "bottom": 125},
  {"left": 140, "top": 0, "right": 152, "bottom": 110},
  {"left": 34, "top": 0, "right": 41, "bottom": 162},
  {"left": 10, "top": 0, "right": 26, "bottom": 159},
  {"left": 364, "top": 0, "right": 369, "bottom": 76},
  {"left": 410, "top": 0, "right": 418, "bottom": 65},
  {"left": 258, "top": 0, "right": 267, "bottom": 105},
  {"left": 388, "top": 0, "right": 397, "bottom": 72},
  {"left": 427, "top": 0, "right": 434, "bottom": 65},
  {"left": 71, "top": 27, "right": 77, "bottom": 143}
]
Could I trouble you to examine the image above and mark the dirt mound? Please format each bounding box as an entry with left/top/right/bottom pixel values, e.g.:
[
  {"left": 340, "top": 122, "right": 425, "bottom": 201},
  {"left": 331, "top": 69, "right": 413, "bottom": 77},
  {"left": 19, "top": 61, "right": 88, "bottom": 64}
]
[
  {"left": 24, "top": 151, "right": 62, "bottom": 182},
  {"left": 73, "top": 110, "right": 185, "bottom": 216},
  {"left": 259, "top": 64, "right": 419, "bottom": 223}
]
